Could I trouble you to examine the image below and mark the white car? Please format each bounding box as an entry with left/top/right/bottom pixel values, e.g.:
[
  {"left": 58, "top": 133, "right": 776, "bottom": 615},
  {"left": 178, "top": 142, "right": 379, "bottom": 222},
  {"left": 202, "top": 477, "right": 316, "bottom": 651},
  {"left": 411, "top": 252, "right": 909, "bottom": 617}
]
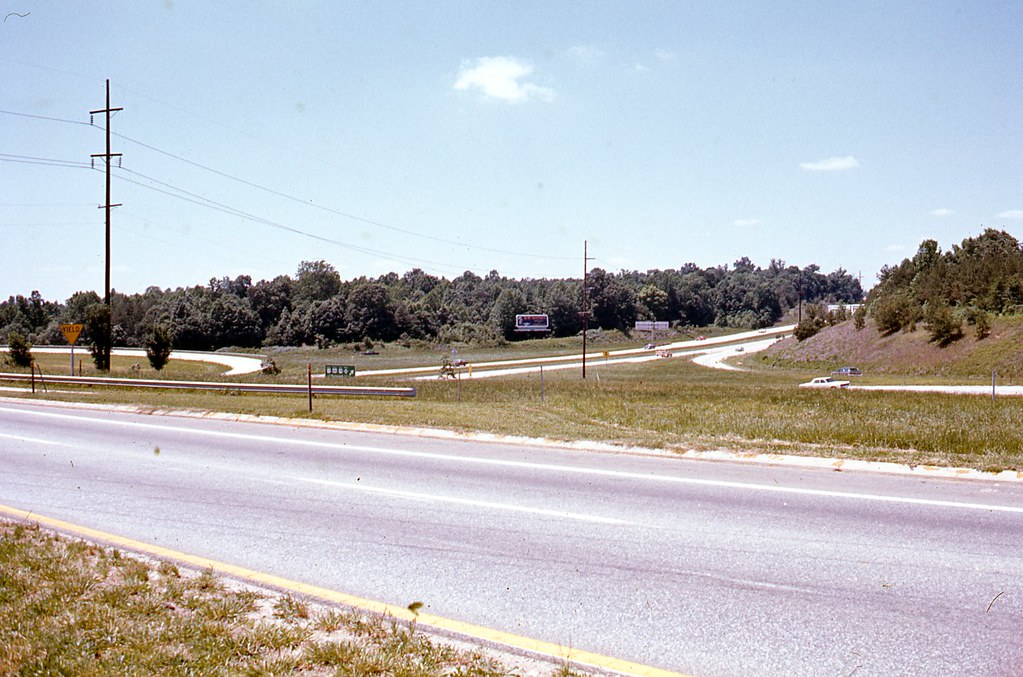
[{"left": 799, "top": 376, "right": 850, "bottom": 389}]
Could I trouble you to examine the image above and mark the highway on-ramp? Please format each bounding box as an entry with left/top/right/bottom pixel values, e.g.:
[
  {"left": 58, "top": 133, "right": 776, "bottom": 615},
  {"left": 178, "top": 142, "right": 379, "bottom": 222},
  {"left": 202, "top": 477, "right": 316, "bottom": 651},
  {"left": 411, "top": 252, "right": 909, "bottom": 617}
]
[{"left": 2, "top": 399, "right": 1021, "bottom": 675}]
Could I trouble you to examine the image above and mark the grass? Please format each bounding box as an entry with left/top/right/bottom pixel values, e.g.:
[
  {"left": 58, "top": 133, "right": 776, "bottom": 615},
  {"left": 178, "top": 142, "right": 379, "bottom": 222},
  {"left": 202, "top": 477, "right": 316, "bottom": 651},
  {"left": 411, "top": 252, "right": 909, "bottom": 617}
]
[
  {"left": 0, "top": 519, "right": 583, "bottom": 676},
  {"left": 7, "top": 328, "right": 1023, "bottom": 472}
]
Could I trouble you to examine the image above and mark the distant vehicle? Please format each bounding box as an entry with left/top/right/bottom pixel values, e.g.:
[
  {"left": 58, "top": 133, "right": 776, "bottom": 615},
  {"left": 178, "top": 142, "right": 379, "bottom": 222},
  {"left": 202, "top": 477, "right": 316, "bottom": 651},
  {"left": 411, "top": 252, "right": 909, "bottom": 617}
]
[
  {"left": 800, "top": 376, "right": 850, "bottom": 389},
  {"left": 734, "top": 346, "right": 745, "bottom": 352},
  {"left": 832, "top": 366, "right": 862, "bottom": 376},
  {"left": 451, "top": 358, "right": 467, "bottom": 366},
  {"left": 696, "top": 335, "right": 706, "bottom": 340},
  {"left": 656, "top": 349, "right": 672, "bottom": 358},
  {"left": 644, "top": 343, "right": 656, "bottom": 350},
  {"left": 362, "top": 350, "right": 379, "bottom": 355}
]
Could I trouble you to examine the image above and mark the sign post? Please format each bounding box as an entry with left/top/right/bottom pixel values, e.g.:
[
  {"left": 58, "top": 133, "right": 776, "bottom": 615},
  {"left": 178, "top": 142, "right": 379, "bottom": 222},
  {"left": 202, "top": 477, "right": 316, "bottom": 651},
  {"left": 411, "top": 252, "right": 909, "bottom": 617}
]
[{"left": 59, "top": 323, "right": 83, "bottom": 376}]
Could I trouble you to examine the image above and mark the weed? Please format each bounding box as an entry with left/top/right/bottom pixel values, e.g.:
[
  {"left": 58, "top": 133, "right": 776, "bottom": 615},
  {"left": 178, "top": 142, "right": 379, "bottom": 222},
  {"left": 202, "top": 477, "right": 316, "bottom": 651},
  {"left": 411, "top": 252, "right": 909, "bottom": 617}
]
[{"left": 272, "top": 593, "right": 310, "bottom": 621}]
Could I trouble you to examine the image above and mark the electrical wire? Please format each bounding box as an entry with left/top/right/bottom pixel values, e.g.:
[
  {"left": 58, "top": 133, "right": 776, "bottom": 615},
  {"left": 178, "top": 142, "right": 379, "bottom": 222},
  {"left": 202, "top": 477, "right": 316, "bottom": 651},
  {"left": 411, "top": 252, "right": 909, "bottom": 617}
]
[
  {"left": 2, "top": 106, "right": 578, "bottom": 266},
  {"left": 0, "top": 152, "right": 92, "bottom": 169},
  {"left": 0, "top": 109, "right": 93, "bottom": 127},
  {"left": 110, "top": 130, "right": 577, "bottom": 261},
  {"left": 109, "top": 165, "right": 465, "bottom": 274}
]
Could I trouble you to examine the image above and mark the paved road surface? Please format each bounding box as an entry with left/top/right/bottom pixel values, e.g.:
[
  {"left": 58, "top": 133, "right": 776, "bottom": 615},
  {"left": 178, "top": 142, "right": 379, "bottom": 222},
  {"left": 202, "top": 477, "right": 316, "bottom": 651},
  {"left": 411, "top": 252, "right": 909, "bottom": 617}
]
[{"left": 2, "top": 400, "right": 1021, "bottom": 675}]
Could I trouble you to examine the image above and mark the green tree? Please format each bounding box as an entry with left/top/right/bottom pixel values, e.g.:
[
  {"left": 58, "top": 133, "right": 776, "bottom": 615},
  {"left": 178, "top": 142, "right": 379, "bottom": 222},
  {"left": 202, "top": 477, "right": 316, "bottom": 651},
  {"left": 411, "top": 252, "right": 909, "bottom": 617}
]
[
  {"left": 853, "top": 304, "right": 867, "bottom": 330},
  {"left": 6, "top": 331, "right": 33, "bottom": 367},
  {"left": 636, "top": 284, "right": 669, "bottom": 321},
  {"left": 84, "top": 303, "right": 112, "bottom": 371},
  {"left": 488, "top": 287, "right": 527, "bottom": 339},
  {"left": 294, "top": 260, "right": 341, "bottom": 303},
  {"left": 346, "top": 283, "right": 398, "bottom": 342},
  {"left": 923, "top": 301, "right": 963, "bottom": 347},
  {"left": 144, "top": 325, "right": 173, "bottom": 371}
]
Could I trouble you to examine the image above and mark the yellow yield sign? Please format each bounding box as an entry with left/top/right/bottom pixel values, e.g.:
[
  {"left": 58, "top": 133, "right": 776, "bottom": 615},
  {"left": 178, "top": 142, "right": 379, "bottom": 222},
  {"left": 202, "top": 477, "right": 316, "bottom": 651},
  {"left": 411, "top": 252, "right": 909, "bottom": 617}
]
[
  {"left": 60, "top": 323, "right": 84, "bottom": 345},
  {"left": 60, "top": 323, "right": 84, "bottom": 375}
]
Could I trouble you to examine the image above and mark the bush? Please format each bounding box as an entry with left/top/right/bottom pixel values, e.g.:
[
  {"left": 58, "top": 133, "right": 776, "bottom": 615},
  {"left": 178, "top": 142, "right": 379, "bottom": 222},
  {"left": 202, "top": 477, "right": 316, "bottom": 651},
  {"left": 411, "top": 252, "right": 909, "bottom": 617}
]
[
  {"left": 145, "top": 325, "right": 173, "bottom": 371},
  {"left": 793, "top": 318, "right": 823, "bottom": 341},
  {"left": 6, "top": 331, "right": 33, "bottom": 367},
  {"left": 84, "top": 303, "right": 113, "bottom": 371},
  {"left": 853, "top": 305, "right": 866, "bottom": 330},
  {"left": 924, "top": 302, "right": 963, "bottom": 347}
]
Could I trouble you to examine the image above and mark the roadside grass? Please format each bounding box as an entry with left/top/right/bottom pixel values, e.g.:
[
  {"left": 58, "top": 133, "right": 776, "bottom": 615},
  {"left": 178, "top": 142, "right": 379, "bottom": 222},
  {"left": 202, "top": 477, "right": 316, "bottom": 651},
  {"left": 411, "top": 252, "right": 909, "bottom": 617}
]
[
  {"left": 0, "top": 520, "right": 580, "bottom": 676},
  {"left": 13, "top": 353, "right": 1023, "bottom": 472},
  {"left": 6, "top": 352, "right": 230, "bottom": 381}
]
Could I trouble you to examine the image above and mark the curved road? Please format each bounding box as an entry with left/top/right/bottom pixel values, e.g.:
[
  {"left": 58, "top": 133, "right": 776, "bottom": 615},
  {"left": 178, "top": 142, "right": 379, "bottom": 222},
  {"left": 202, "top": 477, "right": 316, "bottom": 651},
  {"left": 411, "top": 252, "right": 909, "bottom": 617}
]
[
  {"left": 1, "top": 400, "right": 1021, "bottom": 676},
  {"left": 19, "top": 346, "right": 265, "bottom": 376}
]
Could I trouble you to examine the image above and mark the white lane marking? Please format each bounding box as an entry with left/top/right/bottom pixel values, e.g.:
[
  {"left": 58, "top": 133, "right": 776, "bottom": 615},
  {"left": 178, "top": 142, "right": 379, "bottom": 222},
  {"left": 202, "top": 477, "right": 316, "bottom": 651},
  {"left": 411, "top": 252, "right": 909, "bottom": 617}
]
[
  {"left": 298, "top": 477, "right": 631, "bottom": 525},
  {"left": 0, "top": 431, "right": 74, "bottom": 447},
  {"left": 4, "top": 405, "right": 1023, "bottom": 515}
]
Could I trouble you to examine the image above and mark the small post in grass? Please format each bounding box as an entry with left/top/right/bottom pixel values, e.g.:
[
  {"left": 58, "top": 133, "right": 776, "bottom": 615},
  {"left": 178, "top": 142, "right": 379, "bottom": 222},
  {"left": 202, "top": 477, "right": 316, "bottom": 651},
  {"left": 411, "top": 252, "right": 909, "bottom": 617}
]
[
  {"left": 307, "top": 363, "right": 313, "bottom": 412},
  {"left": 540, "top": 364, "right": 545, "bottom": 402},
  {"left": 992, "top": 370, "right": 996, "bottom": 402}
]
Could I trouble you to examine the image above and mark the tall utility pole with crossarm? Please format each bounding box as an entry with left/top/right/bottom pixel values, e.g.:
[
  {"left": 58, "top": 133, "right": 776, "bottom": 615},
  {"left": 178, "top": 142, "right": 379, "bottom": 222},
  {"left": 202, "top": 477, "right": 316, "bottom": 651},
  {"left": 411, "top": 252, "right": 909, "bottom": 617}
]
[
  {"left": 90, "top": 79, "right": 122, "bottom": 370},
  {"left": 90, "top": 78, "right": 122, "bottom": 306}
]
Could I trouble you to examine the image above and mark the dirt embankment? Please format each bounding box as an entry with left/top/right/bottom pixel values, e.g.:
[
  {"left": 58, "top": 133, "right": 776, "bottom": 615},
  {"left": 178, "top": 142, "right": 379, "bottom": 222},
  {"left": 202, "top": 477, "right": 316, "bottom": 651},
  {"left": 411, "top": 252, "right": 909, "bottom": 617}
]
[{"left": 762, "top": 316, "right": 1023, "bottom": 379}]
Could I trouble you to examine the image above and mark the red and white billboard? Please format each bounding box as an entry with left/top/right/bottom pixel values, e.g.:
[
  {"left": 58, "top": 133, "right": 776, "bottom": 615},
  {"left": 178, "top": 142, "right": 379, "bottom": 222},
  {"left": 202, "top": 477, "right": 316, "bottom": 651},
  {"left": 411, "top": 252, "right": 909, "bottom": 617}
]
[{"left": 515, "top": 314, "right": 550, "bottom": 332}]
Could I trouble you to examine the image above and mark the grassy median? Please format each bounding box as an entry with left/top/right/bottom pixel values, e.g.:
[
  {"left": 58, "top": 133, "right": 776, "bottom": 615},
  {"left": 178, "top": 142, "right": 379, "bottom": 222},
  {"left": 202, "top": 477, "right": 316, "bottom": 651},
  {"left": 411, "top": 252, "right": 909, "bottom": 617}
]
[{"left": 7, "top": 331, "right": 1023, "bottom": 473}]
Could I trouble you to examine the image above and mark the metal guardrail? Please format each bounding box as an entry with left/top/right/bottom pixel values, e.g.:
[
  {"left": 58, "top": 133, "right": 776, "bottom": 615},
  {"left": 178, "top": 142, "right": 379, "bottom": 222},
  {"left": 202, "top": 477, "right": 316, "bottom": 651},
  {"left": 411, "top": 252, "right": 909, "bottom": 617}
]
[{"left": 0, "top": 373, "right": 415, "bottom": 398}]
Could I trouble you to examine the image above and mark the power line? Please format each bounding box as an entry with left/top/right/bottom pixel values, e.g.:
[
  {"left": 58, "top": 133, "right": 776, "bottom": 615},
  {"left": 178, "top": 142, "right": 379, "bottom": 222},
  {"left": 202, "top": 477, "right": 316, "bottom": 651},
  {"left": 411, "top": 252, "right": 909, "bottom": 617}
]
[
  {"left": 110, "top": 165, "right": 464, "bottom": 274},
  {"left": 0, "top": 152, "right": 92, "bottom": 169},
  {"left": 2, "top": 104, "right": 575, "bottom": 265},
  {"left": 110, "top": 130, "right": 576, "bottom": 261},
  {"left": 0, "top": 108, "right": 94, "bottom": 127}
]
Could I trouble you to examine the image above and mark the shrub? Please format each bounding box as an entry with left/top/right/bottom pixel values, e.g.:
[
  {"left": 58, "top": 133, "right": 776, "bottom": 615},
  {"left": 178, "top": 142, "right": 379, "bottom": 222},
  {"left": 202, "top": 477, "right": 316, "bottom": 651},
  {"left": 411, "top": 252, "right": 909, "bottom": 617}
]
[
  {"left": 6, "top": 331, "right": 33, "bottom": 367},
  {"left": 84, "top": 303, "right": 112, "bottom": 371},
  {"left": 924, "top": 301, "right": 963, "bottom": 347},
  {"left": 145, "top": 325, "right": 173, "bottom": 371},
  {"left": 793, "top": 317, "right": 823, "bottom": 341},
  {"left": 853, "top": 304, "right": 866, "bottom": 330}
]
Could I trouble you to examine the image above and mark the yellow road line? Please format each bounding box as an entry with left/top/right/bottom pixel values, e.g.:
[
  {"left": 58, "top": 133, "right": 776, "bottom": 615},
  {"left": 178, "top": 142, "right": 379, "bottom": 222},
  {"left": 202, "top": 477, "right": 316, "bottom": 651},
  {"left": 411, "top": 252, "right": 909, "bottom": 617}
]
[{"left": 0, "top": 503, "right": 690, "bottom": 677}]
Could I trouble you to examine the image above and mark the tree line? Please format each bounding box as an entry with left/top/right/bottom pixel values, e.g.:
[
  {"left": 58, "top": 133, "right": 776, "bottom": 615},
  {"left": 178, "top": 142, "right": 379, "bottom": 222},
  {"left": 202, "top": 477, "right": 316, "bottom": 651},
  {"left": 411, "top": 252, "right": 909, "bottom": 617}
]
[
  {"left": 2, "top": 258, "right": 863, "bottom": 364},
  {"left": 866, "top": 228, "right": 1023, "bottom": 346}
]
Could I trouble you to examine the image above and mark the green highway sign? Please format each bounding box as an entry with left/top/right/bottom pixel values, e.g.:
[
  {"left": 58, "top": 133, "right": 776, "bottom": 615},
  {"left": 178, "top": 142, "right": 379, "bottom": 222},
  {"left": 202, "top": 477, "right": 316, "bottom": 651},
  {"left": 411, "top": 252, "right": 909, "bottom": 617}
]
[{"left": 325, "top": 364, "right": 356, "bottom": 377}]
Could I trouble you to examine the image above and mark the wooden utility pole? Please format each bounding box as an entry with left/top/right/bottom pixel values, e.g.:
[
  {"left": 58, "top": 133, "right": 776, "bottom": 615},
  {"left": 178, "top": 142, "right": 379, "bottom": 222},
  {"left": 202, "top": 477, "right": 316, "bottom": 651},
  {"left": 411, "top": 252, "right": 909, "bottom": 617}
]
[
  {"left": 581, "top": 240, "right": 593, "bottom": 379},
  {"left": 90, "top": 79, "right": 122, "bottom": 370},
  {"left": 91, "top": 79, "right": 123, "bottom": 306}
]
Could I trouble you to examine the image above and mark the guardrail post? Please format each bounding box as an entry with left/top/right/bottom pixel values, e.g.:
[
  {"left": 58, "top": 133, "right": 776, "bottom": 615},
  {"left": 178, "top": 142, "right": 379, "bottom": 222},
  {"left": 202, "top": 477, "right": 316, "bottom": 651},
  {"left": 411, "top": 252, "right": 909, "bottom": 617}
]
[{"left": 308, "top": 363, "right": 313, "bottom": 412}]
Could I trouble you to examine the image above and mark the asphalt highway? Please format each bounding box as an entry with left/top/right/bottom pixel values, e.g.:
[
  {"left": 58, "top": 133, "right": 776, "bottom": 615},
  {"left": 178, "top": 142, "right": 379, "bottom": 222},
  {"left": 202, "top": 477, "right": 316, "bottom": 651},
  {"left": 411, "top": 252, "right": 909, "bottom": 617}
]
[{"left": 2, "top": 399, "right": 1021, "bottom": 675}]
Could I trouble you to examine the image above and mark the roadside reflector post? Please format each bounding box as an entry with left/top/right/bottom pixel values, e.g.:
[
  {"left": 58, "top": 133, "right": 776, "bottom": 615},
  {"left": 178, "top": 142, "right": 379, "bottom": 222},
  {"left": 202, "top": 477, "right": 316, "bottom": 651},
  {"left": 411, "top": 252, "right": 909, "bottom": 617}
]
[
  {"left": 30, "top": 361, "right": 35, "bottom": 394},
  {"left": 540, "top": 364, "right": 545, "bottom": 403},
  {"left": 307, "top": 363, "right": 313, "bottom": 412}
]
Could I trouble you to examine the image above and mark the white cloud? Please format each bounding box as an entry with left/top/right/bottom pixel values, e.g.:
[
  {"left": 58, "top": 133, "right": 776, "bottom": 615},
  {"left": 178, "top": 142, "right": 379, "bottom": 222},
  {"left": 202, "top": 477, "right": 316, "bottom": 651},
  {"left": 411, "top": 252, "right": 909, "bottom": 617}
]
[
  {"left": 453, "top": 56, "right": 555, "bottom": 103},
  {"left": 799, "top": 156, "right": 860, "bottom": 172},
  {"left": 565, "top": 45, "right": 604, "bottom": 66},
  {"left": 632, "top": 62, "right": 650, "bottom": 73},
  {"left": 654, "top": 49, "right": 677, "bottom": 62},
  {"left": 997, "top": 209, "right": 1023, "bottom": 220},
  {"left": 734, "top": 218, "right": 761, "bottom": 227},
  {"left": 931, "top": 208, "right": 954, "bottom": 217}
]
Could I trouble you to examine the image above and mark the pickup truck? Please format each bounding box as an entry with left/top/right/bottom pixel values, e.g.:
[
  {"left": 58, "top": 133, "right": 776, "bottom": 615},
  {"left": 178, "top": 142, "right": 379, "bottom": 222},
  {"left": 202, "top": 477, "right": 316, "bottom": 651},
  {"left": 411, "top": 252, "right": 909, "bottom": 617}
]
[{"left": 799, "top": 376, "right": 851, "bottom": 389}]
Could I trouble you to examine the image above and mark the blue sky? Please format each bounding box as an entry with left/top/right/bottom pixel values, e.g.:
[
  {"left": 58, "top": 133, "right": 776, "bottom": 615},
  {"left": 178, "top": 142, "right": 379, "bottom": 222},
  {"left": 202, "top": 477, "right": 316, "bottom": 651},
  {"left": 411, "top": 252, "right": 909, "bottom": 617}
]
[{"left": 2, "top": 1, "right": 1021, "bottom": 301}]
